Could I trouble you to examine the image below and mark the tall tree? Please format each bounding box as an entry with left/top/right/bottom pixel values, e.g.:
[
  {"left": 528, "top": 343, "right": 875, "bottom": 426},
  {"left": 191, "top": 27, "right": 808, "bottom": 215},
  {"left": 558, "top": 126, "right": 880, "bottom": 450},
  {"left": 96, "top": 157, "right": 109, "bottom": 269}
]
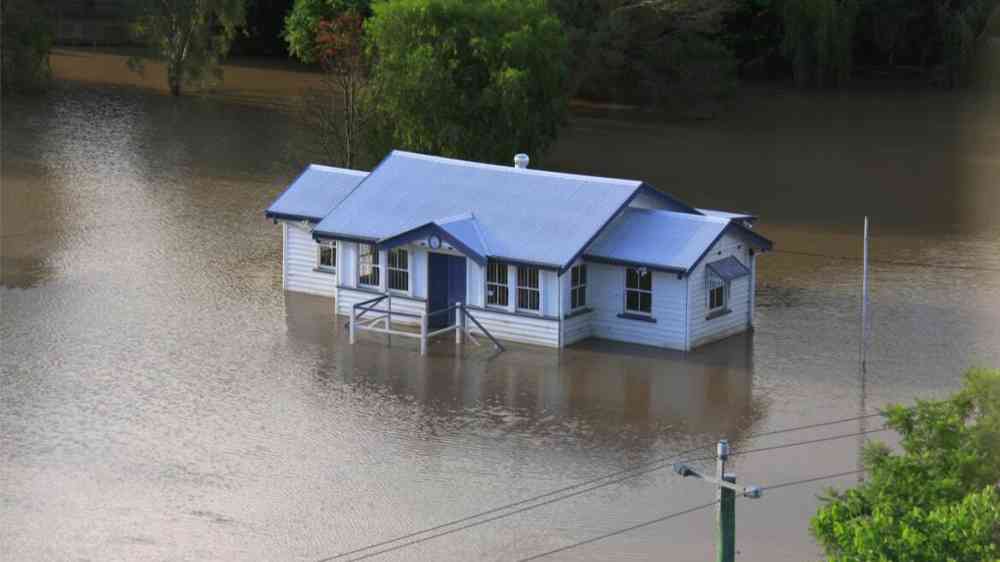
[
  {"left": 365, "top": 0, "right": 570, "bottom": 164},
  {"left": 812, "top": 368, "right": 1000, "bottom": 561},
  {"left": 283, "top": 0, "right": 371, "bottom": 64},
  {"left": 128, "top": 0, "right": 248, "bottom": 96},
  {"left": 301, "top": 10, "right": 374, "bottom": 168}
]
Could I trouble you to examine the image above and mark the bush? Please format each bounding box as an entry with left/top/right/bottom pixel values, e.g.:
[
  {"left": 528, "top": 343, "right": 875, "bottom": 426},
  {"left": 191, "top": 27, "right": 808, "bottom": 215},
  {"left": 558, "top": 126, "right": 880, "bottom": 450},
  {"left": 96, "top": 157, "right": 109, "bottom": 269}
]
[{"left": 1, "top": 0, "right": 53, "bottom": 92}]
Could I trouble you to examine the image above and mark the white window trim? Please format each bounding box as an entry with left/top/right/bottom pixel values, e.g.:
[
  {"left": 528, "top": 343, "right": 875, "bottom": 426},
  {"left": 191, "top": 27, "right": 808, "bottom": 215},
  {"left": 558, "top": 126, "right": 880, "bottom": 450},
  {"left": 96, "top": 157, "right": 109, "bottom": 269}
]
[
  {"left": 706, "top": 270, "right": 730, "bottom": 313},
  {"left": 624, "top": 267, "right": 653, "bottom": 316},
  {"left": 515, "top": 265, "right": 542, "bottom": 314},
  {"left": 357, "top": 242, "right": 381, "bottom": 289},
  {"left": 387, "top": 247, "right": 411, "bottom": 295},
  {"left": 485, "top": 262, "right": 510, "bottom": 310},
  {"left": 569, "top": 264, "right": 587, "bottom": 310},
  {"left": 316, "top": 242, "right": 336, "bottom": 272}
]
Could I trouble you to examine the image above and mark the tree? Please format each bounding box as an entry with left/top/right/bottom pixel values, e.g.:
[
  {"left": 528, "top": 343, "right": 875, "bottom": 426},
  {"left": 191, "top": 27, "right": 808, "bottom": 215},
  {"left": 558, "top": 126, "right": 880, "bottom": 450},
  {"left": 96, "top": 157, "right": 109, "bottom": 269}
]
[
  {"left": 283, "top": 0, "right": 372, "bottom": 64},
  {"left": 364, "top": 0, "right": 571, "bottom": 164},
  {"left": 1, "top": 0, "right": 53, "bottom": 93},
  {"left": 812, "top": 368, "right": 1000, "bottom": 562},
  {"left": 781, "top": 0, "right": 859, "bottom": 87},
  {"left": 301, "top": 10, "right": 375, "bottom": 168},
  {"left": 128, "top": 0, "right": 248, "bottom": 96}
]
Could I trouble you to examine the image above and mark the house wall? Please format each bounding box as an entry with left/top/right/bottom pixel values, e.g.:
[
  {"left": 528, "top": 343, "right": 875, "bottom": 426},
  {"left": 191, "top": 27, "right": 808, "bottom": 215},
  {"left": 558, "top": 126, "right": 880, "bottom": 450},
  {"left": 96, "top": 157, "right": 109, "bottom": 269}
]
[
  {"left": 560, "top": 261, "right": 593, "bottom": 346},
  {"left": 464, "top": 308, "right": 560, "bottom": 348},
  {"left": 282, "top": 222, "right": 337, "bottom": 298},
  {"left": 587, "top": 263, "right": 688, "bottom": 350},
  {"left": 687, "top": 232, "right": 753, "bottom": 348}
]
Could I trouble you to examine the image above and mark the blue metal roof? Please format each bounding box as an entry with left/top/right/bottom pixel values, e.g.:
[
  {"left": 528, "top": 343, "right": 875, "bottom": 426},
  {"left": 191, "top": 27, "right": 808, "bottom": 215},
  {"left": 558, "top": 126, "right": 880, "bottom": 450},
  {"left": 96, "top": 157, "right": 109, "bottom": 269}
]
[
  {"left": 707, "top": 256, "right": 751, "bottom": 281},
  {"left": 584, "top": 208, "right": 731, "bottom": 273},
  {"left": 313, "top": 151, "right": 646, "bottom": 268},
  {"left": 265, "top": 164, "right": 368, "bottom": 222}
]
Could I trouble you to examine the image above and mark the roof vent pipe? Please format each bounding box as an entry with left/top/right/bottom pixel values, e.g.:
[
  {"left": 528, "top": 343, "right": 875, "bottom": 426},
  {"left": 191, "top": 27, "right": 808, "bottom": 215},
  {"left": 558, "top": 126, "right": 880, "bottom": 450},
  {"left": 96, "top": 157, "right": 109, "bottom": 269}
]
[{"left": 513, "top": 153, "right": 529, "bottom": 169}]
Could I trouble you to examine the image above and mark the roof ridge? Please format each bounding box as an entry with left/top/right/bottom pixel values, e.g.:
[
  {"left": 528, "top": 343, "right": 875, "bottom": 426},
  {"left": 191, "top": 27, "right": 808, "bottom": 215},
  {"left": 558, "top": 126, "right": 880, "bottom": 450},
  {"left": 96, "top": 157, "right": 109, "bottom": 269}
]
[
  {"left": 627, "top": 206, "right": 730, "bottom": 224},
  {"left": 391, "top": 150, "right": 643, "bottom": 187}
]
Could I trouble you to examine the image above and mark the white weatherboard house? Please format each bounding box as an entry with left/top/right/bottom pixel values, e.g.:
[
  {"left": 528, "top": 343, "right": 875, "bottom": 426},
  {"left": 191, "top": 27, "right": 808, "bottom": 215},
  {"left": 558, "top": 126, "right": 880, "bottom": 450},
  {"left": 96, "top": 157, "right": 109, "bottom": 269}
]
[{"left": 266, "top": 150, "right": 773, "bottom": 351}]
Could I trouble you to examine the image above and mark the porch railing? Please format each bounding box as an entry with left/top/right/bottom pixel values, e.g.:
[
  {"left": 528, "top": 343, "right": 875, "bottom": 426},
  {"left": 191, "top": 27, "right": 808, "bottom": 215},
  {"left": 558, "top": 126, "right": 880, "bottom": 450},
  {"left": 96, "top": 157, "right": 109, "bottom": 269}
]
[{"left": 348, "top": 296, "right": 504, "bottom": 355}]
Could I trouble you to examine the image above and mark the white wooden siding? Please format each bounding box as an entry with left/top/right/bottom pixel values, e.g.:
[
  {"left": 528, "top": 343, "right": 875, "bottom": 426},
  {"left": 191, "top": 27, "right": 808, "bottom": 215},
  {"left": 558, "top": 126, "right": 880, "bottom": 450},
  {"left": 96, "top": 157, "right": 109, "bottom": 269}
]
[
  {"left": 465, "top": 308, "right": 559, "bottom": 348},
  {"left": 563, "top": 311, "right": 593, "bottom": 345},
  {"left": 340, "top": 241, "right": 357, "bottom": 289},
  {"left": 687, "top": 232, "right": 752, "bottom": 348},
  {"left": 282, "top": 222, "right": 337, "bottom": 298},
  {"left": 587, "top": 262, "right": 687, "bottom": 350}
]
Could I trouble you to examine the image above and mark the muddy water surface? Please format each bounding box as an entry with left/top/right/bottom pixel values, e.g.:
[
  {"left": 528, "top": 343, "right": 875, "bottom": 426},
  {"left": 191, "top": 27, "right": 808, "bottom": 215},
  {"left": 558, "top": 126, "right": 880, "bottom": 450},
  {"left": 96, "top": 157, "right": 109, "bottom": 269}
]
[{"left": 2, "top": 62, "right": 1000, "bottom": 561}]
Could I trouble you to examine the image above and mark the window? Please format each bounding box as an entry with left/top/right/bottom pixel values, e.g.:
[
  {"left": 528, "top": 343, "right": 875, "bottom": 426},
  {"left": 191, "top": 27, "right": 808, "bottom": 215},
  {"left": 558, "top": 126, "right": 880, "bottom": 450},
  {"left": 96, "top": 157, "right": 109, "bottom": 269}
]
[
  {"left": 358, "top": 243, "right": 380, "bottom": 287},
  {"left": 317, "top": 243, "right": 335, "bottom": 271},
  {"left": 486, "top": 262, "right": 509, "bottom": 307},
  {"left": 517, "top": 266, "right": 540, "bottom": 312},
  {"left": 387, "top": 248, "right": 409, "bottom": 292},
  {"left": 625, "top": 267, "right": 652, "bottom": 315},
  {"left": 707, "top": 270, "right": 728, "bottom": 312},
  {"left": 570, "top": 264, "right": 587, "bottom": 309}
]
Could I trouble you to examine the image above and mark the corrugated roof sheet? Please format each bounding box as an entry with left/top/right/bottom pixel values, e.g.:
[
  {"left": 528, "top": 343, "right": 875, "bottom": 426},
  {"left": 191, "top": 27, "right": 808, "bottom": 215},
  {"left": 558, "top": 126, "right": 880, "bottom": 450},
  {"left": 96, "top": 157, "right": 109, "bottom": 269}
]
[
  {"left": 436, "top": 213, "right": 491, "bottom": 258},
  {"left": 265, "top": 164, "right": 368, "bottom": 222},
  {"left": 314, "top": 151, "right": 644, "bottom": 268},
  {"left": 707, "top": 256, "right": 751, "bottom": 281},
  {"left": 585, "top": 208, "right": 730, "bottom": 272}
]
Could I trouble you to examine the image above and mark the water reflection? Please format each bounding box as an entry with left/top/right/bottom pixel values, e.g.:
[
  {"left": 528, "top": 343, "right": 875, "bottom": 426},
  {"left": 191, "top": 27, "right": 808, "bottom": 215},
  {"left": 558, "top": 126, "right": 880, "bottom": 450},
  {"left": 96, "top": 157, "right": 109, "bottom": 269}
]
[{"left": 284, "top": 292, "right": 759, "bottom": 454}]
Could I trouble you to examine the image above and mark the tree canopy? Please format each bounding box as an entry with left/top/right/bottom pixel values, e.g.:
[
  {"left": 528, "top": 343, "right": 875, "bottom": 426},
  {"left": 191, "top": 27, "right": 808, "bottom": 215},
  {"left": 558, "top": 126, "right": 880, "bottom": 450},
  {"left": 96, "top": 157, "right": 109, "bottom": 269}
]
[
  {"left": 128, "top": 0, "right": 247, "bottom": 96},
  {"left": 283, "top": 0, "right": 372, "bottom": 63},
  {"left": 365, "top": 0, "right": 571, "bottom": 164},
  {"left": 1, "top": 0, "right": 53, "bottom": 92},
  {"left": 812, "top": 368, "right": 1000, "bottom": 561}
]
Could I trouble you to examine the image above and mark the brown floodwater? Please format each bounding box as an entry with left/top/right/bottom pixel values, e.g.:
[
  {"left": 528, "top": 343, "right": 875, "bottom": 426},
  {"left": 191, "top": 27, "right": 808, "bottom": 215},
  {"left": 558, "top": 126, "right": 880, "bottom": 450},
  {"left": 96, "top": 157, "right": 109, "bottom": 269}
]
[{"left": 2, "top": 52, "right": 1000, "bottom": 561}]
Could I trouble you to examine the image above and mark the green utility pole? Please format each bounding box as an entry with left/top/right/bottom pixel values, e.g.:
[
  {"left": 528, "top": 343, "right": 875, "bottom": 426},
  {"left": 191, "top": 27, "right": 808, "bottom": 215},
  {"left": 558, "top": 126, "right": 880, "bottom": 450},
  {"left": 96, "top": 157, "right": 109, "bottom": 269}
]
[
  {"left": 717, "top": 440, "right": 735, "bottom": 562},
  {"left": 674, "top": 440, "right": 760, "bottom": 562}
]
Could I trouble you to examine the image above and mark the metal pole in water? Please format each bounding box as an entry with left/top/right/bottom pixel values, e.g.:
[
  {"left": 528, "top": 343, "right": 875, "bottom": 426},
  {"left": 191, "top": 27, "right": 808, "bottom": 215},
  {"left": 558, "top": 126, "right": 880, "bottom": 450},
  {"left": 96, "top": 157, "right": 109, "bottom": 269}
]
[
  {"left": 456, "top": 302, "right": 463, "bottom": 344},
  {"left": 858, "top": 216, "right": 871, "bottom": 482}
]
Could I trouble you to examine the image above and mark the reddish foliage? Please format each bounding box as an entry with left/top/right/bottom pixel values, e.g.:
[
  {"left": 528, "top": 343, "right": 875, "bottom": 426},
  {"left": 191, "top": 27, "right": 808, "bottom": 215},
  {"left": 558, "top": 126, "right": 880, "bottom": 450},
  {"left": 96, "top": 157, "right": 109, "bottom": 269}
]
[{"left": 314, "top": 11, "right": 365, "bottom": 69}]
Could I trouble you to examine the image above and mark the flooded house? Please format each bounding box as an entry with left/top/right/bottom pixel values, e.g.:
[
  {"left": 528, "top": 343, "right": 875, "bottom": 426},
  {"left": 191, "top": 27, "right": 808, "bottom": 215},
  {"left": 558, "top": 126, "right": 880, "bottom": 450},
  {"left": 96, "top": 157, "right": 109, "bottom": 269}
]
[{"left": 265, "top": 150, "right": 772, "bottom": 351}]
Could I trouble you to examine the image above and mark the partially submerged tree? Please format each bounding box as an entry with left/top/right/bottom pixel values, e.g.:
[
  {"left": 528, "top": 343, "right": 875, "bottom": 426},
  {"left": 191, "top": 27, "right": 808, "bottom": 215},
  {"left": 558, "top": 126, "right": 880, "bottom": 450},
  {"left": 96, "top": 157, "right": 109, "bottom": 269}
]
[
  {"left": 365, "top": 0, "right": 571, "bottom": 164},
  {"left": 1, "top": 0, "right": 53, "bottom": 93},
  {"left": 283, "top": 0, "right": 372, "bottom": 64},
  {"left": 128, "top": 0, "right": 248, "bottom": 96},
  {"left": 301, "top": 10, "right": 375, "bottom": 168},
  {"left": 812, "top": 368, "right": 1000, "bottom": 561}
]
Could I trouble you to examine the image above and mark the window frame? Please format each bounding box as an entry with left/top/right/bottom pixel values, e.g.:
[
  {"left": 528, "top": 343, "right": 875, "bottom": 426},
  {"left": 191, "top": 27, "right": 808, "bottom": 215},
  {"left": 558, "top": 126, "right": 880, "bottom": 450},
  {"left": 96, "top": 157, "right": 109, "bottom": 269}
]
[
  {"left": 485, "top": 262, "right": 510, "bottom": 309},
  {"left": 317, "top": 242, "right": 336, "bottom": 273},
  {"left": 516, "top": 265, "right": 541, "bottom": 313},
  {"left": 387, "top": 247, "right": 410, "bottom": 294},
  {"left": 706, "top": 269, "right": 729, "bottom": 313},
  {"left": 624, "top": 267, "right": 653, "bottom": 316},
  {"left": 570, "top": 264, "right": 587, "bottom": 310},
  {"left": 357, "top": 243, "right": 381, "bottom": 289}
]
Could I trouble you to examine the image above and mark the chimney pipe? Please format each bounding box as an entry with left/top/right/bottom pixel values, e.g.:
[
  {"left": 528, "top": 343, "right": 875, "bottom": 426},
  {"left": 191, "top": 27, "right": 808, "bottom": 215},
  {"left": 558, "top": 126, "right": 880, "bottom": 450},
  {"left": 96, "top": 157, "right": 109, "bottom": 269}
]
[{"left": 513, "top": 153, "right": 529, "bottom": 169}]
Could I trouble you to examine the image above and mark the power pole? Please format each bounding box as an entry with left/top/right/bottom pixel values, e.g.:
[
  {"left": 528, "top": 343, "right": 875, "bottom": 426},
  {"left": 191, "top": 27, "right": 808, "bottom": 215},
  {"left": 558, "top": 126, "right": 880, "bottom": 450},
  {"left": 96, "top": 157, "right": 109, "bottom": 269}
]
[{"left": 675, "top": 440, "right": 761, "bottom": 562}]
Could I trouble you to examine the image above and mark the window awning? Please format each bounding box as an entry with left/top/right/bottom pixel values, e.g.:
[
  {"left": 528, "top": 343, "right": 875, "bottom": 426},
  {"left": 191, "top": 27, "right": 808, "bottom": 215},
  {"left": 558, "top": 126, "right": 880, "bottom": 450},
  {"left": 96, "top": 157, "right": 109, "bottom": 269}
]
[{"left": 706, "top": 256, "right": 750, "bottom": 281}]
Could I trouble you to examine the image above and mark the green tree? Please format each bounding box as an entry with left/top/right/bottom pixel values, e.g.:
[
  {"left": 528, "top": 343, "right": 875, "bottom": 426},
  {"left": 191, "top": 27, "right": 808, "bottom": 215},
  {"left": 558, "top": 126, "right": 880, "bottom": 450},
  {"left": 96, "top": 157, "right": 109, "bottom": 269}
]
[
  {"left": 812, "top": 368, "right": 1000, "bottom": 561},
  {"left": 128, "top": 0, "right": 248, "bottom": 96},
  {"left": 0, "top": 0, "right": 53, "bottom": 93},
  {"left": 283, "top": 0, "right": 372, "bottom": 64},
  {"left": 365, "top": 0, "right": 570, "bottom": 164}
]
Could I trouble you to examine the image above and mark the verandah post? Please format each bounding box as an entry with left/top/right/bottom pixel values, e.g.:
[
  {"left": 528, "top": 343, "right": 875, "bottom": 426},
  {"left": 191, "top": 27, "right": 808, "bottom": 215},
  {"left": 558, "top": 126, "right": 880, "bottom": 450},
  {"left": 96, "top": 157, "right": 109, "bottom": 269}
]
[
  {"left": 456, "top": 302, "right": 463, "bottom": 344},
  {"left": 349, "top": 304, "right": 356, "bottom": 344},
  {"left": 420, "top": 312, "right": 427, "bottom": 355}
]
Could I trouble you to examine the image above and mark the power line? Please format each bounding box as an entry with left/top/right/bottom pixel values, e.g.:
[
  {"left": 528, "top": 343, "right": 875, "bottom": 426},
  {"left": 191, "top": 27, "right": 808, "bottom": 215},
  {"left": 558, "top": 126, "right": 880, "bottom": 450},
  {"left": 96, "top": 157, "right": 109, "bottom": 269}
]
[
  {"left": 516, "top": 468, "right": 872, "bottom": 561},
  {"left": 761, "top": 469, "right": 867, "bottom": 491},
  {"left": 772, "top": 249, "right": 1000, "bottom": 273},
  {"left": 730, "top": 427, "right": 890, "bottom": 459},
  {"left": 516, "top": 501, "right": 721, "bottom": 562},
  {"left": 315, "top": 412, "right": 886, "bottom": 561}
]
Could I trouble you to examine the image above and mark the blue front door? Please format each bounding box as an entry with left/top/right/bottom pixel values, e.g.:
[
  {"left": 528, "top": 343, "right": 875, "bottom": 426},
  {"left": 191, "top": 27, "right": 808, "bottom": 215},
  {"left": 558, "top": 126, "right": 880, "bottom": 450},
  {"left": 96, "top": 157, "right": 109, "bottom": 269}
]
[{"left": 427, "top": 253, "right": 467, "bottom": 329}]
